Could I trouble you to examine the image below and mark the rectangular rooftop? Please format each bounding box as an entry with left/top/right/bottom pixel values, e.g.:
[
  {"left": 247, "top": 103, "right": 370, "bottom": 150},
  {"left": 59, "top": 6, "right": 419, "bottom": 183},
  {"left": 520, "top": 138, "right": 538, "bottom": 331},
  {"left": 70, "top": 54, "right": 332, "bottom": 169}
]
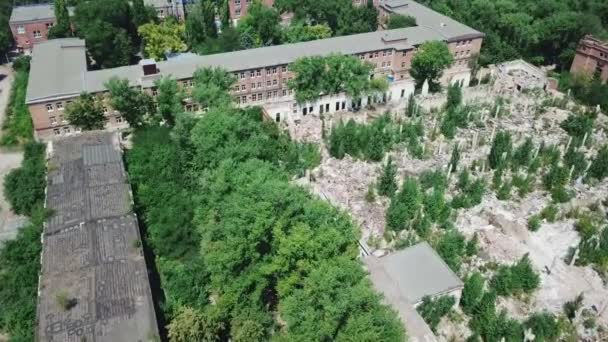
[{"left": 38, "top": 132, "right": 158, "bottom": 342}]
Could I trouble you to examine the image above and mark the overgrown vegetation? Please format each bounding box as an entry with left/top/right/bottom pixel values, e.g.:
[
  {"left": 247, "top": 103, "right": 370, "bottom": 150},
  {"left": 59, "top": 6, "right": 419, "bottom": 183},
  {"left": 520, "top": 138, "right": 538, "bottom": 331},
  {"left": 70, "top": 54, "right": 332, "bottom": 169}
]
[
  {"left": 0, "top": 142, "right": 46, "bottom": 341},
  {"left": 490, "top": 254, "right": 541, "bottom": 296},
  {"left": 127, "top": 106, "right": 404, "bottom": 340},
  {"left": 417, "top": 295, "right": 456, "bottom": 332},
  {"left": 1, "top": 60, "right": 33, "bottom": 146}
]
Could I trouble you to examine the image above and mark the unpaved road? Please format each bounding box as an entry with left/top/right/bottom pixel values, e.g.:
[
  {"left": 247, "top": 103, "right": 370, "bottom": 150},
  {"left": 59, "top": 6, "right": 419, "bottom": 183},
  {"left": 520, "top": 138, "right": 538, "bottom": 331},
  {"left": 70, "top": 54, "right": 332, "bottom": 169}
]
[{"left": 0, "top": 64, "right": 27, "bottom": 246}]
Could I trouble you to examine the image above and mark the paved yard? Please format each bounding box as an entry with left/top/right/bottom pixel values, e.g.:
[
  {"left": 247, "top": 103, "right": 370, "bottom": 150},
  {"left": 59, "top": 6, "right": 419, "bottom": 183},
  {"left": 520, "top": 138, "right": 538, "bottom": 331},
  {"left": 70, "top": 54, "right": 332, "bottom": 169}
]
[{"left": 0, "top": 64, "right": 27, "bottom": 246}]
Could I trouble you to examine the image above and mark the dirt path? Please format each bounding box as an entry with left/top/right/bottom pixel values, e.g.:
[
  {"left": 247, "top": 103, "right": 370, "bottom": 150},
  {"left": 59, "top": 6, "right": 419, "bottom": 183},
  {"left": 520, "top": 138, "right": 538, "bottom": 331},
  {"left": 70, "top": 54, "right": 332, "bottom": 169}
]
[{"left": 0, "top": 64, "right": 26, "bottom": 246}]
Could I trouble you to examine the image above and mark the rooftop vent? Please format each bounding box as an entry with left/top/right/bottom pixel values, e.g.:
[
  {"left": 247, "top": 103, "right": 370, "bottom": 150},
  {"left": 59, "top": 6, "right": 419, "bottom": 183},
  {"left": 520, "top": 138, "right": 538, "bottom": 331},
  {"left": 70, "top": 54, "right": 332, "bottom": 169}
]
[{"left": 140, "top": 59, "right": 157, "bottom": 76}]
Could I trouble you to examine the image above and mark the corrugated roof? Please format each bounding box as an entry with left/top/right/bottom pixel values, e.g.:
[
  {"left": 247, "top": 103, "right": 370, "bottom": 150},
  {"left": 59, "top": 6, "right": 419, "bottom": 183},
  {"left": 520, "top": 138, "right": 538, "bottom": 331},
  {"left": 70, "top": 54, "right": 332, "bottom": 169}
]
[{"left": 382, "top": 0, "right": 482, "bottom": 40}]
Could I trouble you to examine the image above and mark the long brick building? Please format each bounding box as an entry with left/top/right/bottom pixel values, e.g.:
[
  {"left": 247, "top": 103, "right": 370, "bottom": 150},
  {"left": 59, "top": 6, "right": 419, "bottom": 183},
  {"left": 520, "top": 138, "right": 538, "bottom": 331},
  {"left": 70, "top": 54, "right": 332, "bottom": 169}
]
[
  {"left": 571, "top": 35, "right": 608, "bottom": 83},
  {"left": 26, "top": 0, "right": 483, "bottom": 141}
]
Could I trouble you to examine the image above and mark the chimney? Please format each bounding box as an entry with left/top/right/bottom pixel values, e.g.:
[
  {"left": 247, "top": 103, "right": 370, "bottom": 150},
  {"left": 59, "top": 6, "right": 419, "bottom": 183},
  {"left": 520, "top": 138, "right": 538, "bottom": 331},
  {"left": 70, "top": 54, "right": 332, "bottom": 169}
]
[{"left": 140, "top": 59, "right": 158, "bottom": 76}]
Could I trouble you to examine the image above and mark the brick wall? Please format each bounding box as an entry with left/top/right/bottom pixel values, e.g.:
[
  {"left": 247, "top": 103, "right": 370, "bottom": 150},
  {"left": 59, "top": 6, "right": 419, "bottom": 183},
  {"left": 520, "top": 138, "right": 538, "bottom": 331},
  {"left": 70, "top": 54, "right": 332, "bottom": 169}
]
[
  {"left": 10, "top": 20, "right": 56, "bottom": 52},
  {"left": 571, "top": 37, "right": 608, "bottom": 83}
]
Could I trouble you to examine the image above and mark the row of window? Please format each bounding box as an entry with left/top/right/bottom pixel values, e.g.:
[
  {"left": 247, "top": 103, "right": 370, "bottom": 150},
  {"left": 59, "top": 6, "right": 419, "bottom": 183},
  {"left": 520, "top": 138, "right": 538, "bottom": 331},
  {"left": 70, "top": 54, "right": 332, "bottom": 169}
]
[
  {"left": 16, "top": 23, "right": 52, "bottom": 36},
  {"left": 237, "top": 66, "right": 289, "bottom": 80},
  {"left": 234, "top": 78, "right": 294, "bottom": 92},
  {"left": 359, "top": 49, "right": 394, "bottom": 60},
  {"left": 456, "top": 39, "right": 473, "bottom": 47},
  {"left": 454, "top": 50, "right": 471, "bottom": 58},
  {"left": 235, "top": 89, "right": 293, "bottom": 104},
  {"left": 46, "top": 101, "right": 67, "bottom": 112}
]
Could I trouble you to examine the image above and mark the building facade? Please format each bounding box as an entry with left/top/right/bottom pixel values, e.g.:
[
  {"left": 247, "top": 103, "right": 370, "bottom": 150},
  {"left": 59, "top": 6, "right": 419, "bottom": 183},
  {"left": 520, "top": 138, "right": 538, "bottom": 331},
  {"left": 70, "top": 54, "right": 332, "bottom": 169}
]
[
  {"left": 26, "top": 1, "right": 483, "bottom": 141},
  {"left": 571, "top": 35, "right": 608, "bottom": 83},
  {"left": 9, "top": 4, "right": 59, "bottom": 53},
  {"left": 145, "top": 0, "right": 186, "bottom": 20},
  {"left": 228, "top": 0, "right": 274, "bottom": 23}
]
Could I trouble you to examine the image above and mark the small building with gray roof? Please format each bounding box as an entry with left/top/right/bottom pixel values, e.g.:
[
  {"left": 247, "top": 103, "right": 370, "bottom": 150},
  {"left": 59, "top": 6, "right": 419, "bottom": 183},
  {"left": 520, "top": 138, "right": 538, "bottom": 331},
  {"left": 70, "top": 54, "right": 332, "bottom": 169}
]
[
  {"left": 364, "top": 242, "right": 464, "bottom": 342},
  {"left": 9, "top": 3, "right": 74, "bottom": 53}
]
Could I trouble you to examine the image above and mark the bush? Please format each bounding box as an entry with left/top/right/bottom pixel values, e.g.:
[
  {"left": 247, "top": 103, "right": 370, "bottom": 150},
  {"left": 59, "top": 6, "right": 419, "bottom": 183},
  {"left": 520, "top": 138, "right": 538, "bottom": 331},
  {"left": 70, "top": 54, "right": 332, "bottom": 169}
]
[
  {"left": 435, "top": 229, "right": 467, "bottom": 272},
  {"left": 540, "top": 205, "right": 559, "bottom": 222},
  {"left": 3, "top": 142, "right": 46, "bottom": 216},
  {"left": 490, "top": 254, "right": 540, "bottom": 296},
  {"left": 527, "top": 215, "right": 541, "bottom": 232},
  {"left": 417, "top": 295, "right": 456, "bottom": 332},
  {"left": 524, "top": 312, "right": 560, "bottom": 341},
  {"left": 386, "top": 177, "right": 422, "bottom": 231},
  {"left": 488, "top": 131, "right": 512, "bottom": 170},
  {"left": 587, "top": 145, "right": 608, "bottom": 181},
  {"left": 377, "top": 157, "right": 397, "bottom": 197},
  {"left": 460, "top": 272, "right": 485, "bottom": 314}
]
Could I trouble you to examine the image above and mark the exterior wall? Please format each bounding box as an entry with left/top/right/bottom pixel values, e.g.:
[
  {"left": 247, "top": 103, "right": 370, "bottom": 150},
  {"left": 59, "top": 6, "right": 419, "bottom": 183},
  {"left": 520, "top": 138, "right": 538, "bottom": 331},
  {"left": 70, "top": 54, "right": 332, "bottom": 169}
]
[
  {"left": 571, "top": 36, "right": 608, "bottom": 83},
  {"left": 31, "top": 95, "right": 128, "bottom": 141},
  {"left": 10, "top": 19, "right": 56, "bottom": 53},
  {"left": 229, "top": 0, "right": 274, "bottom": 23},
  {"left": 152, "top": 1, "right": 186, "bottom": 20}
]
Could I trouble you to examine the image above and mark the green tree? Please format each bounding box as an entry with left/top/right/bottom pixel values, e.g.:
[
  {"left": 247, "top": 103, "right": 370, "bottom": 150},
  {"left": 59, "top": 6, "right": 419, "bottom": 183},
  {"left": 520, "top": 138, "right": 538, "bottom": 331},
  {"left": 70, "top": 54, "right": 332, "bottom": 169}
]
[
  {"left": 386, "top": 177, "right": 422, "bottom": 231},
  {"left": 587, "top": 145, "right": 608, "bottom": 181},
  {"left": 131, "top": 0, "right": 157, "bottom": 28},
  {"left": 377, "top": 156, "right": 398, "bottom": 197},
  {"left": 155, "top": 77, "right": 184, "bottom": 126},
  {"left": 168, "top": 307, "right": 225, "bottom": 342},
  {"left": 417, "top": 295, "right": 456, "bottom": 332},
  {"left": 524, "top": 312, "right": 560, "bottom": 341},
  {"left": 238, "top": 0, "right": 282, "bottom": 46},
  {"left": 461, "top": 272, "right": 485, "bottom": 314},
  {"left": 449, "top": 144, "right": 460, "bottom": 172},
  {"left": 282, "top": 23, "right": 332, "bottom": 43},
  {"left": 73, "top": 0, "right": 136, "bottom": 68},
  {"left": 446, "top": 83, "right": 462, "bottom": 111},
  {"left": 288, "top": 54, "right": 377, "bottom": 104},
  {"left": 192, "top": 67, "right": 237, "bottom": 109},
  {"left": 387, "top": 14, "right": 416, "bottom": 29},
  {"left": 105, "top": 77, "right": 153, "bottom": 127},
  {"left": 139, "top": 19, "right": 187, "bottom": 61},
  {"left": 491, "top": 254, "right": 540, "bottom": 296},
  {"left": 65, "top": 92, "right": 105, "bottom": 130},
  {"left": 410, "top": 41, "right": 454, "bottom": 92},
  {"left": 489, "top": 131, "right": 512, "bottom": 170},
  {"left": 185, "top": 0, "right": 218, "bottom": 48},
  {"left": 48, "top": 0, "right": 71, "bottom": 38}
]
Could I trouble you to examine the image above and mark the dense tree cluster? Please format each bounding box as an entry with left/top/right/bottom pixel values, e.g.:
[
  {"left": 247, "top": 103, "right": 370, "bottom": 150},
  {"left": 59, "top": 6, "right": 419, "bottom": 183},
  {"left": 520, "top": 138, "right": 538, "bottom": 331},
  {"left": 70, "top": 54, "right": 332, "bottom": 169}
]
[
  {"left": 387, "top": 14, "right": 417, "bottom": 29},
  {"left": 127, "top": 105, "right": 404, "bottom": 340},
  {"left": 329, "top": 115, "right": 424, "bottom": 162},
  {"left": 0, "top": 142, "right": 46, "bottom": 341},
  {"left": 288, "top": 54, "right": 387, "bottom": 104},
  {"left": 71, "top": 0, "right": 157, "bottom": 68},
  {"left": 138, "top": 18, "right": 187, "bottom": 61},
  {"left": 418, "top": 0, "right": 608, "bottom": 68}
]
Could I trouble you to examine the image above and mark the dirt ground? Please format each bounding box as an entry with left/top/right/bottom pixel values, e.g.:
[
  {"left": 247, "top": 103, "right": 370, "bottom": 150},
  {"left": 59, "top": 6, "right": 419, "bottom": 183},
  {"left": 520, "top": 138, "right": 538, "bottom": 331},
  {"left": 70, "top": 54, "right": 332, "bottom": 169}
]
[
  {"left": 0, "top": 64, "right": 27, "bottom": 246},
  {"left": 289, "top": 68, "right": 608, "bottom": 338}
]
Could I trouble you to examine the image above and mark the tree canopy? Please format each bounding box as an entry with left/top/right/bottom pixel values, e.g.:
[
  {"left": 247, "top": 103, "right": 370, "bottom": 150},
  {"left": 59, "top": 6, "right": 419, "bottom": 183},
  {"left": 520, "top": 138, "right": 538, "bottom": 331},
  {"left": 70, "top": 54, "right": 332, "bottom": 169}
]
[
  {"left": 410, "top": 40, "right": 454, "bottom": 92},
  {"left": 65, "top": 92, "right": 106, "bottom": 130},
  {"left": 387, "top": 14, "right": 417, "bottom": 29},
  {"left": 192, "top": 67, "right": 237, "bottom": 110},
  {"left": 288, "top": 54, "right": 386, "bottom": 103},
  {"left": 104, "top": 77, "right": 153, "bottom": 127},
  {"left": 138, "top": 18, "right": 187, "bottom": 61}
]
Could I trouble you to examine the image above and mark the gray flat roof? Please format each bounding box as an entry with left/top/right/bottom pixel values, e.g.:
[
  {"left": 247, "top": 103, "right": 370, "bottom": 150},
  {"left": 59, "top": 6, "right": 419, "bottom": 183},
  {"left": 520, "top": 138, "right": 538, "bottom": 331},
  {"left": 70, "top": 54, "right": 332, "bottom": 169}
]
[
  {"left": 9, "top": 4, "right": 74, "bottom": 23},
  {"left": 382, "top": 0, "right": 482, "bottom": 40},
  {"left": 366, "top": 241, "right": 463, "bottom": 304},
  {"left": 10, "top": 4, "right": 54, "bottom": 23},
  {"left": 38, "top": 132, "right": 159, "bottom": 342}
]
